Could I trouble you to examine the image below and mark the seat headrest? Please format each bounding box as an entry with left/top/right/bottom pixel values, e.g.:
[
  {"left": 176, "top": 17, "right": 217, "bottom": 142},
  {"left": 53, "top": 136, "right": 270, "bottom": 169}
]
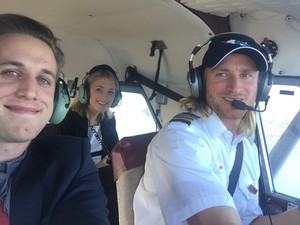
[{"left": 111, "top": 132, "right": 157, "bottom": 181}]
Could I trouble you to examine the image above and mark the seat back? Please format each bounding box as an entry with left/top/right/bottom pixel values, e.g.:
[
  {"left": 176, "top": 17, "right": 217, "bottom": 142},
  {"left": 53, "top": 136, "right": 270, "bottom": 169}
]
[{"left": 111, "top": 132, "right": 157, "bottom": 225}]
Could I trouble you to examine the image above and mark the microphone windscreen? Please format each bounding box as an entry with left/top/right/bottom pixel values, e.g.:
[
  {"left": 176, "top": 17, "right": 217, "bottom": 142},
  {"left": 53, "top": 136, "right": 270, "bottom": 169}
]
[{"left": 232, "top": 100, "right": 247, "bottom": 110}]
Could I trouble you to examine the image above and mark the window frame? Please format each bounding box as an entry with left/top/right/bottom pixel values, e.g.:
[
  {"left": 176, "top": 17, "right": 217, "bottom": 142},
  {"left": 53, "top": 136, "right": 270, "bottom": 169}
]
[{"left": 256, "top": 75, "right": 300, "bottom": 213}]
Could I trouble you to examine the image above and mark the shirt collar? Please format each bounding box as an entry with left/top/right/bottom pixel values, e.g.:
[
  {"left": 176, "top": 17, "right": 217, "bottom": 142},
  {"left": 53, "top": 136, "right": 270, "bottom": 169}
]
[{"left": 204, "top": 112, "right": 254, "bottom": 145}]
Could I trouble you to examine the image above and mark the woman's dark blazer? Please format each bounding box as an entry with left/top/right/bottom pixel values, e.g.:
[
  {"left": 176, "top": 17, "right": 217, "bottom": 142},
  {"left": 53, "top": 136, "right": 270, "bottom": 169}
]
[
  {"left": 10, "top": 135, "right": 110, "bottom": 225},
  {"left": 58, "top": 110, "right": 119, "bottom": 154}
]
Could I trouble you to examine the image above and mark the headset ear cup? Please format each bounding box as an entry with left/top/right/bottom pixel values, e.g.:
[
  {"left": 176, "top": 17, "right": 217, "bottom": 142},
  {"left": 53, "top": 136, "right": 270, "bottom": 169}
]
[
  {"left": 256, "top": 70, "right": 273, "bottom": 102},
  {"left": 187, "top": 66, "right": 204, "bottom": 99},
  {"left": 78, "top": 82, "right": 89, "bottom": 104},
  {"left": 49, "top": 78, "right": 70, "bottom": 125},
  {"left": 110, "top": 88, "right": 122, "bottom": 108}
]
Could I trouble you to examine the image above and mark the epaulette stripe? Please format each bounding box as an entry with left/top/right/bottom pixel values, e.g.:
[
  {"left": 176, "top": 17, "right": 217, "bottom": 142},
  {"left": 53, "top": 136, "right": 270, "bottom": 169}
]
[{"left": 170, "top": 112, "right": 200, "bottom": 125}]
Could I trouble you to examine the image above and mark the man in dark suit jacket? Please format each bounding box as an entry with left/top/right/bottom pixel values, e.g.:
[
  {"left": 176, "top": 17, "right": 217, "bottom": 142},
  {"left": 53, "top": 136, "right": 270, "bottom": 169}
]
[
  {"left": 0, "top": 14, "right": 110, "bottom": 225},
  {"left": 10, "top": 135, "right": 109, "bottom": 225}
]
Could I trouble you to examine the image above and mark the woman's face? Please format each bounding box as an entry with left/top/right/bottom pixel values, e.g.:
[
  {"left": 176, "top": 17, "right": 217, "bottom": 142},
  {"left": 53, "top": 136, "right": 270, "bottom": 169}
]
[{"left": 88, "top": 76, "right": 116, "bottom": 114}]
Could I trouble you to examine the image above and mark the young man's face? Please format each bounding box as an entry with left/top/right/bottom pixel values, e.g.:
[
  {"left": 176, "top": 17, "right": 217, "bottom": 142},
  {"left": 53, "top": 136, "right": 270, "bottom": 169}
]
[
  {"left": 0, "top": 33, "right": 57, "bottom": 144},
  {"left": 205, "top": 53, "right": 259, "bottom": 124}
]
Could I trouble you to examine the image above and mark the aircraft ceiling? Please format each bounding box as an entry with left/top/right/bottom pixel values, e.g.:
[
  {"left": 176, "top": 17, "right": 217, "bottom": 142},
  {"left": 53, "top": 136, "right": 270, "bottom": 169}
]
[
  {"left": 1, "top": 0, "right": 300, "bottom": 96},
  {"left": 185, "top": 0, "right": 300, "bottom": 21}
]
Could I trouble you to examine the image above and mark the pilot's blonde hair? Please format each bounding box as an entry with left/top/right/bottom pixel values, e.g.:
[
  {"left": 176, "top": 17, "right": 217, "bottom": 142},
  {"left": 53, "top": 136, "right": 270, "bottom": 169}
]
[{"left": 179, "top": 97, "right": 256, "bottom": 136}]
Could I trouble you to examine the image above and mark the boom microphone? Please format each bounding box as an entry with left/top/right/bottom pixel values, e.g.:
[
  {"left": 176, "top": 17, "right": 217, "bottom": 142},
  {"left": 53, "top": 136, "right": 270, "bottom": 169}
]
[{"left": 231, "top": 100, "right": 267, "bottom": 112}]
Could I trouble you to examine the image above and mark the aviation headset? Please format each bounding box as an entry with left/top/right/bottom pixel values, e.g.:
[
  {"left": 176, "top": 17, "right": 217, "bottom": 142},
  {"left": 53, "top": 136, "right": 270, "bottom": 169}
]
[
  {"left": 49, "top": 78, "right": 71, "bottom": 124},
  {"left": 78, "top": 64, "right": 122, "bottom": 108},
  {"left": 187, "top": 32, "right": 273, "bottom": 104}
]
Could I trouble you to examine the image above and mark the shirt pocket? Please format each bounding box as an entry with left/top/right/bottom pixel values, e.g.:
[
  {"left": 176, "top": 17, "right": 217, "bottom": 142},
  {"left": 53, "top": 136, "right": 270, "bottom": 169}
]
[{"left": 237, "top": 176, "right": 258, "bottom": 200}]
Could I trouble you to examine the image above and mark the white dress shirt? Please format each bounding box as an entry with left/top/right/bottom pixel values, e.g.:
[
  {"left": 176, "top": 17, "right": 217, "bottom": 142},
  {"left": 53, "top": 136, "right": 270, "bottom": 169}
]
[{"left": 133, "top": 112, "right": 262, "bottom": 225}]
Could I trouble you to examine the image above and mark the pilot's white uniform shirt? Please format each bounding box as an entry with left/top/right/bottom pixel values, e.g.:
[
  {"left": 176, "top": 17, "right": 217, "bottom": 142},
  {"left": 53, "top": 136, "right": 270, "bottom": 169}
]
[{"left": 133, "top": 112, "right": 262, "bottom": 225}]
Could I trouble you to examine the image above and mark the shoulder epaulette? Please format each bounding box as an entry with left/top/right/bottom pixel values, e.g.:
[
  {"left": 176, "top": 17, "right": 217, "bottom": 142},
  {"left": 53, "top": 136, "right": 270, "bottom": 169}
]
[{"left": 170, "top": 112, "right": 200, "bottom": 125}]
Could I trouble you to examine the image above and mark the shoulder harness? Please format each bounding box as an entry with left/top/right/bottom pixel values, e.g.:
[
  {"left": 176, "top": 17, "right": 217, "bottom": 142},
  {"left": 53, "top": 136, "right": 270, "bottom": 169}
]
[{"left": 170, "top": 112, "right": 200, "bottom": 125}]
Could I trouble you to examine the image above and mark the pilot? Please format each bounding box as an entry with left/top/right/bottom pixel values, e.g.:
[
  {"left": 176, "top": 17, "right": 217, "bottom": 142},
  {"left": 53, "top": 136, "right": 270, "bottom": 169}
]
[{"left": 133, "top": 32, "right": 300, "bottom": 225}]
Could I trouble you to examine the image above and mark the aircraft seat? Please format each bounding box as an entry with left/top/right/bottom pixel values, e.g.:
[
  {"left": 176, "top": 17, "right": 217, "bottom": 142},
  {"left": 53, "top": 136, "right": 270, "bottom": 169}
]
[{"left": 111, "top": 131, "right": 157, "bottom": 225}]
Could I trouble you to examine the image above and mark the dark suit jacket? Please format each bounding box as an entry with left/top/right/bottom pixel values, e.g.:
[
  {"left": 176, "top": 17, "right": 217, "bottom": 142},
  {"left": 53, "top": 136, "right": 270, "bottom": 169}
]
[{"left": 10, "top": 135, "right": 110, "bottom": 225}]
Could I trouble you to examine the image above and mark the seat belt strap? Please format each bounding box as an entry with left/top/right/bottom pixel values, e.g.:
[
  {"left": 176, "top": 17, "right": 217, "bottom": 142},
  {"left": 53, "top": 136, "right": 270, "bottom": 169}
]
[{"left": 228, "top": 141, "right": 244, "bottom": 196}]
